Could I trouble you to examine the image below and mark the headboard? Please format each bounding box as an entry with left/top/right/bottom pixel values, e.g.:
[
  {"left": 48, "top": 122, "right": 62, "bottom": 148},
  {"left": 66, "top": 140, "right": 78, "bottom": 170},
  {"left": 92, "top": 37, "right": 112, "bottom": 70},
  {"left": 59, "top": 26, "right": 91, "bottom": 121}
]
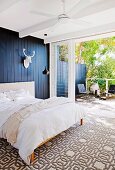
[{"left": 0, "top": 81, "right": 35, "bottom": 97}]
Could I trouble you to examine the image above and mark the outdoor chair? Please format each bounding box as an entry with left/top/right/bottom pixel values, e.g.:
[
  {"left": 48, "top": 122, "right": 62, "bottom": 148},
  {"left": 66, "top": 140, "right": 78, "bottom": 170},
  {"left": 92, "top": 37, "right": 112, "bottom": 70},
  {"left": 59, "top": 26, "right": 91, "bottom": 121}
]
[
  {"left": 77, "top": 84, "right": 86, "bottom": 94},
  {"left": 108, "top": 85, "right": 115, "bottom": 94}
]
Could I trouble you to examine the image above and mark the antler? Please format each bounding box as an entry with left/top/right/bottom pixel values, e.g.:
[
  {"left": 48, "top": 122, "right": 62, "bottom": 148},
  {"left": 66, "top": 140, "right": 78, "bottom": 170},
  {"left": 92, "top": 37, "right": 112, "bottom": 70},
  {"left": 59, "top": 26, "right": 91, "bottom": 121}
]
[
  {"left": 31, "top": 51, "right": 35, "bottom": 58},
  {"left": 23, "top": 48, "right": 35, "bottom": 58},
  {"left": 23, "top": 48, "right": 28, "bottom": 57}
]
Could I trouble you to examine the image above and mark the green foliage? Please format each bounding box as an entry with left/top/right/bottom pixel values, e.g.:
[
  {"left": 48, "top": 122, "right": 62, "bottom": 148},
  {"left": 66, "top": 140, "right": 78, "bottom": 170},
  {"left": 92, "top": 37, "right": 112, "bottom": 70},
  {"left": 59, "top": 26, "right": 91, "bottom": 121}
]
[
  {"left": 59, "top": 45, "right": 68, "bottom": 62},
  {"left": 97, "top": 79, "right": 106, "bottom": 92},
  {"left": 58, "top": 38, "right": 115, "bottom": 92},
  {"left": 76, "top": 37, "right": 115, "bottom": 92},
  {"left": 87, "top": 79, "right": 106, "bottom": 92},
  {"left": 76, "top": 37, "right": 115, "bottom": 78},
  {"left": 97, "top": 56, "right": 115, "bottom": 78}
]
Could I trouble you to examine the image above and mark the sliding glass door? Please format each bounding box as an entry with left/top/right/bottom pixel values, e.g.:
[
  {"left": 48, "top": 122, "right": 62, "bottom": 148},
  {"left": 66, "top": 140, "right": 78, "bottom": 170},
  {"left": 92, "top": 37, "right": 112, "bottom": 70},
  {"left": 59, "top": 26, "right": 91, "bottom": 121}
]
[
  {"left": 50, "top": 40, "right": 75, "bottom": 101},
  {"left": 56, "top": 42, "right": 69, "bottom": 97}
]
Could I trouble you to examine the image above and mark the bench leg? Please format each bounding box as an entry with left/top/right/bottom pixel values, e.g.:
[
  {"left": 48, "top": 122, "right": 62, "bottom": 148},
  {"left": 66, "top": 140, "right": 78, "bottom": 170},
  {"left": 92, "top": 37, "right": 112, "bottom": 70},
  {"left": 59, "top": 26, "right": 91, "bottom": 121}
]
[
  {"left": 30, "top": 152, "right": 35, "bottom": 163},
  {"left": 80, "top": 118, "right": 83, "bottom": 125}
]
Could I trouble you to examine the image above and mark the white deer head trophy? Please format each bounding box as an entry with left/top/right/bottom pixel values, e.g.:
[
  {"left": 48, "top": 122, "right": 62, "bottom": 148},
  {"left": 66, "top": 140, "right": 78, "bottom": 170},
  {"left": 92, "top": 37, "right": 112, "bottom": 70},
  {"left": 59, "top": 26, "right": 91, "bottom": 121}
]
[{"left": 23, "top": 48, "right": 35, "bottom": 69}]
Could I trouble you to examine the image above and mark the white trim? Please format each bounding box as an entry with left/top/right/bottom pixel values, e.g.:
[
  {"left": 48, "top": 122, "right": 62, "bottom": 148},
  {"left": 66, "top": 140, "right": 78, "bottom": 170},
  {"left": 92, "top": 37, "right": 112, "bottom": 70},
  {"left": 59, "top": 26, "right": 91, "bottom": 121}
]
[
  {"left": 86, "top": 78, "right": 115, "bottom": 95},
  {"left": 86, "top": 78, "right": 115, "bottom": 81},
  {"left": 54, "top": 44, "right": 58, "bottom": 97},
  {"left": 68, "top": 40, "right": 75, "bottom": 101},
  {"left": 49, "top": 43, "right": 57, "bottom": 97},
  {"left": 19, "top": 18, "right": 57, "bottom": 38},
  {"left": 50, "top": 40, "right": 76, "bottom": 100},
  {"left": 44, "top": 22, "right": 115, "bottom": 43},
  {"left": 106, "top": 80, "right": 108, "bottom": 97}
]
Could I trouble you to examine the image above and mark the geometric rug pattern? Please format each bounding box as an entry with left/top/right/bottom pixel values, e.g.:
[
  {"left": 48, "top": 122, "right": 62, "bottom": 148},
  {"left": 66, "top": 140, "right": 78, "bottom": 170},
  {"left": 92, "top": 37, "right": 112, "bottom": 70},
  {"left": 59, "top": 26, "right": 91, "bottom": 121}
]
[{"left": 0, "top": 116, "right": 115, "bottom": 170}]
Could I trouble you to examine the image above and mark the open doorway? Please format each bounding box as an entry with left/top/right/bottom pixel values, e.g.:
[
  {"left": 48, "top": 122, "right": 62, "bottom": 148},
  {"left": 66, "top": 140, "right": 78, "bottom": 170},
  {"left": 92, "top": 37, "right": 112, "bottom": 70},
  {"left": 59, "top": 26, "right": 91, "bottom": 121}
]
[
  {"left": 74, "top": 36, "right": 115, "bottom": 120},
  {"left": 75, "top": 36, "right": 115, "bottom": 101}
]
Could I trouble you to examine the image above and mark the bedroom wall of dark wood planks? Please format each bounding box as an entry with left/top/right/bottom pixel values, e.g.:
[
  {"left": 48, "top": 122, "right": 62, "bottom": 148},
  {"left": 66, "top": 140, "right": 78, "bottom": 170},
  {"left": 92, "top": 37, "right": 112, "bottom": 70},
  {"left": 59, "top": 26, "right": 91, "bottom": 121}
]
[{"left": 0, "top": 27, "right": 49, "bottom": 99}]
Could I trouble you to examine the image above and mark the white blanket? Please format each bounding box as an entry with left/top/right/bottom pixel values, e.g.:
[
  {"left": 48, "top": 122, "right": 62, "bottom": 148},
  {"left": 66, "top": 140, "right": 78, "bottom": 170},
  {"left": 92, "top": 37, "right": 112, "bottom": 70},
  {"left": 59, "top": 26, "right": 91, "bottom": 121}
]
[{"left": 0, "top": 97, "right": 85, "bottom": 164}]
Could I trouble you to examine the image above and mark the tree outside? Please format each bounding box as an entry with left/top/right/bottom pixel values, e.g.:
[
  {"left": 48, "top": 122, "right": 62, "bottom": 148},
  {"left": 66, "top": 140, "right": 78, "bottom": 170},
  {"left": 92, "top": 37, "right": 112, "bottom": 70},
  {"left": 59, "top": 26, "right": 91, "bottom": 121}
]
[
  {"left": 58, "top": 37, "right": 115, "bottom": 93},
  {"left": 75, "top": 37, "right": 115, "bottom": 92}
]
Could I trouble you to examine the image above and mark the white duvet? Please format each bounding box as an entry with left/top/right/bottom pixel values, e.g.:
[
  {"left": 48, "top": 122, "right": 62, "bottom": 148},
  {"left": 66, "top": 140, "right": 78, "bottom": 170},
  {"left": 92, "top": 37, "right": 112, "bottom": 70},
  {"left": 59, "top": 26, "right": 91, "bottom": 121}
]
[{"left": 0, "top": 97, "right": 85, "bottom": 164}]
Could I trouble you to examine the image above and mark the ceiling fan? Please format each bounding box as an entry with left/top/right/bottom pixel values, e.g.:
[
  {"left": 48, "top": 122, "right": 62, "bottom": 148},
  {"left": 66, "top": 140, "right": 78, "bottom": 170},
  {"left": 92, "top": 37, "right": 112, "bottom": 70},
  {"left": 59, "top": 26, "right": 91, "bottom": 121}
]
[
  {"left": 31, "top": 0, "right": 91, "bottom": 30},
  {"left": 20, "top": 0, "right": 94, "bottom": 38}
]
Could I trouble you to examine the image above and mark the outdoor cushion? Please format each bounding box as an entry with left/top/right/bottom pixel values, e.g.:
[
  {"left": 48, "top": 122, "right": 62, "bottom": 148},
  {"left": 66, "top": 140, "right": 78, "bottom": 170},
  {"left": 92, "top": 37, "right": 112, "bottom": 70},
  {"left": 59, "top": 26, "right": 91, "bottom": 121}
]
[{"left": 78, "top": 84, "right": 86, "bottom": 93}]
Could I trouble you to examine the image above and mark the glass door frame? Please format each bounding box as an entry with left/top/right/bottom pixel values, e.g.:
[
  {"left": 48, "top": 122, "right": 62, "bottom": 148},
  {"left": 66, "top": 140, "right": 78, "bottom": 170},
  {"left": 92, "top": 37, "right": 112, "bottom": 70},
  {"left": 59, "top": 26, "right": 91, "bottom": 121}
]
[{"left": 50, "top": 40, "right": 76, "bottom": 101}]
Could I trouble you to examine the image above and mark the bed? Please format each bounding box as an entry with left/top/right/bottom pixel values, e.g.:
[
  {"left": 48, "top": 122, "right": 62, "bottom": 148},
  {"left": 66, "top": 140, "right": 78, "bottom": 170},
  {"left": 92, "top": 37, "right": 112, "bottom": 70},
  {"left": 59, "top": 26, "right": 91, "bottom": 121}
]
[{"left": 0, "top": 81, "right": 85, "bottom": 164}]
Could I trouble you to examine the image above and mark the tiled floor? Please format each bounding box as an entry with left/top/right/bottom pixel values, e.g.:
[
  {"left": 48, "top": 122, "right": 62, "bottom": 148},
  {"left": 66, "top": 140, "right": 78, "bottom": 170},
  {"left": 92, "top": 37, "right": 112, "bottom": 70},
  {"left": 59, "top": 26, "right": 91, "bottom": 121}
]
[{"left": 76, "top": 94, "right": 115, "bottom": 118}]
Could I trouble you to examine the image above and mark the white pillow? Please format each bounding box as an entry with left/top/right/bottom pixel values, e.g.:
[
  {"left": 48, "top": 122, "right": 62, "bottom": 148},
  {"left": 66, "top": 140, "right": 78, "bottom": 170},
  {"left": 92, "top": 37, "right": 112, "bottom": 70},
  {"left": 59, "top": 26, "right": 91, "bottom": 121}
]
[
  {"left": 0, "top": 92, "right": 11, "bottom": 102},
  {"left": 0, "top": 92, "right": 6, "bottom": 99},
  {"left": 4, "top": 89, "right": 33, "bottom": 101}
]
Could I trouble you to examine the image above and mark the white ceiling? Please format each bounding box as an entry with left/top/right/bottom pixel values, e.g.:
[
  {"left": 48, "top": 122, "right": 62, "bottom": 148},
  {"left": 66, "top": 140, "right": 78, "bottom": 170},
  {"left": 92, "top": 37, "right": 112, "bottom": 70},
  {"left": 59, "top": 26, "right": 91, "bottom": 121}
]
[{"left": 0, "top": 0, "right": 115, "bottom": 43}]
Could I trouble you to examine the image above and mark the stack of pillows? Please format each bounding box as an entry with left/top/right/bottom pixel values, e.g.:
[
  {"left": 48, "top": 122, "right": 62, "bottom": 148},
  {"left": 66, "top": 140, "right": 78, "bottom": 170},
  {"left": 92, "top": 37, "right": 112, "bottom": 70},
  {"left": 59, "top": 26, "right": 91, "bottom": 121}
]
[{"left": 0, "top": 89, "right": 33, "bottom": 102}]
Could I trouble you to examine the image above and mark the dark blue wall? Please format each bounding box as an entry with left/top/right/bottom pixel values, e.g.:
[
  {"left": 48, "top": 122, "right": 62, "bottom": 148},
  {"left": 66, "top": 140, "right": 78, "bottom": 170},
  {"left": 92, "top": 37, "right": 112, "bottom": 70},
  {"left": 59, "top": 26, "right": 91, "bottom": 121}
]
[
  {"left": 57, "top": 60, "right": 68, "bottom": 97},
  {"left": 57, "top": 61, "right": 86, "bottom": 96},
  {"left": 75, "top": 64, "right": 86, "bottom": 94},
  {"left": 0, "top": 27, "right": 49, "bottom": 99}
]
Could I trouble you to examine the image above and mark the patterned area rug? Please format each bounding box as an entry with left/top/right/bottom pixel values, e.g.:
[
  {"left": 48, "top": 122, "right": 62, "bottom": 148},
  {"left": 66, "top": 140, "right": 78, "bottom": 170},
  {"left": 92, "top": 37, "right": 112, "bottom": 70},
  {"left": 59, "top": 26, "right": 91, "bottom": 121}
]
[{"left": 0, "top": 115, "right": 115, "bottom": 170}]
